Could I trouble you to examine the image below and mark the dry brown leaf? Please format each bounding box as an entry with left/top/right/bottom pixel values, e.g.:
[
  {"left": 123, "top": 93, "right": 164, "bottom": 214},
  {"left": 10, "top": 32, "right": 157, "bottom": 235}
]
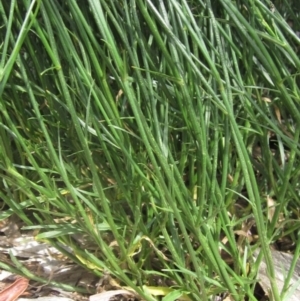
[
  {"left": 262, "top": 97, "right": 272, "bottom": 103},
  {"left": 266, "top": 195, "right": 276, "bottom": 222},
  {"left": 274, "top": 105, "right": 281, "bottom": 124},
  {"left": 89, "top": 289, "right": 135, "bottom": 301},
  {"left": 227, "top": 174, "right": 233, "bottom": 183},
  {"left": 234, "top": 230, "right": 250, "bottom": 238},
  {"left": 0, "top": 277, "right": 29, "bottom": 301},
  {"left": 253, "top": 248, "right": 300, "bottom": 301},
  {"left": 238, "top": 218, "right": 255, "bottom": 240},
  {"left": 116, "top": 89, "right": 123, "bottom": 102}
]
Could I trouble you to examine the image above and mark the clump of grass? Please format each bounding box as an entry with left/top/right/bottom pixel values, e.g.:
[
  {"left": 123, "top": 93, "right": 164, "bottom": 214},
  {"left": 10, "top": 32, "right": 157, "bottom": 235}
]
[{"left": 0, "top": 1, "right": 300, "bottom": 300}]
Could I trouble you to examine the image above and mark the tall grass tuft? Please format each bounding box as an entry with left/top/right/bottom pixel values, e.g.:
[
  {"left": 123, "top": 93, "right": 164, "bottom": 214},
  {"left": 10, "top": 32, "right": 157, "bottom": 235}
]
[{"left": 0, "top": 1, "right": 300, "bottom": 300}]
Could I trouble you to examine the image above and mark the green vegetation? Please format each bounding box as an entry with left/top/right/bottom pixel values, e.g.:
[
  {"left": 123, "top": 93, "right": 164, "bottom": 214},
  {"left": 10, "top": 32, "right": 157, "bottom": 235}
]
[{"left": 0, "top": 1, "right": 300, "bottom": 300}]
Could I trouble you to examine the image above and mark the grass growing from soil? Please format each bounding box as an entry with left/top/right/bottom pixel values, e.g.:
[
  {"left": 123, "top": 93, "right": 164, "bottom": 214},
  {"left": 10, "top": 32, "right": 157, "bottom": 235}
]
[{"left": 0, "top": 1, "right": 300, "bottom": 300}]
